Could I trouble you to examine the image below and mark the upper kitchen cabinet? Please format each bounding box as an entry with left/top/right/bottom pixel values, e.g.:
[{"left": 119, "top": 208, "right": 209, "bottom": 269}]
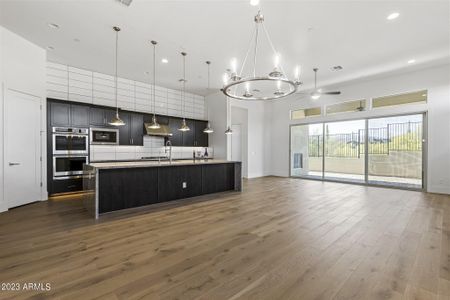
[
  {"left": 119, "top": 112, "right": 144, "bottom": 146},
  {"left": 49, "top": 101, "right": 89, "bottom": 127},
  {"left": 182, "top": 119, "right": 195, "bottom": 147},
  {"left": 167, "top": 117, "right": 183, "bottom": 146},
  {"left": 70, "top": 104, "right": 90, "bottom": 127},
  {"left": 89, "top": 107, "right": 117, "bottom": 127},
  {"left": 50, "top": 102, "right": 71, "bottom": 127},
  {"left": 194, "top": 120, "right": 209, "bottom": 147}
]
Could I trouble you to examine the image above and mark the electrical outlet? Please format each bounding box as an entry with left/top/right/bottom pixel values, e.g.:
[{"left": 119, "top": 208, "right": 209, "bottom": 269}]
[{"left": 182, "top": 182, "right": 187, "bottom": 189}]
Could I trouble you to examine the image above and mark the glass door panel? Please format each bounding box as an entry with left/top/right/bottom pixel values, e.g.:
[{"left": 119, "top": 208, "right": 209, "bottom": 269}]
[
  {"left": 290, "top": 123, "right": 323, "bottom": 178},
  {"left": 368, "top": 114, "right": 423, "bottom": 188},
  {"left": 324, "top": 120, "right": 366, "bottom": 182}
]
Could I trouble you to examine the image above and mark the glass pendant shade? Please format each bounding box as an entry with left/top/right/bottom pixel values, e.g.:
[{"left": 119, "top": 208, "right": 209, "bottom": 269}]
[
  {"left": 203, "top": 122, "right": 214, "bottom": 133},
  {"left": 109, "top": 111, "right": 125, "bottom": 126},
  {"left": 148, "top": 115, "right": 160, "bottom": 129},
  {"left": 178, "top": 118, "right": 190, "bottom": 131},
  {"left": 225, "top": 126, "right": 233, "bottom": 135}
]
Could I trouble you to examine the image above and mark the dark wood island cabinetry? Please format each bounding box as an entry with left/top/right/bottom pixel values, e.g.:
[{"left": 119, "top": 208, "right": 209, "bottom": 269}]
[{"left": 84, "top": 160, "right": 241, "bottom": 217}]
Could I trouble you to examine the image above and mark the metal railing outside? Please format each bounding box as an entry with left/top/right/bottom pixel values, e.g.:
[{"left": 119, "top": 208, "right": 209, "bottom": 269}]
[{"left": 308, "top": 121, "right": 422, "bottom": 158}]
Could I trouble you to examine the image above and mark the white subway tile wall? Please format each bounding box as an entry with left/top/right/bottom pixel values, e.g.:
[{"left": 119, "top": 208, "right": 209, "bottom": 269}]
[
  {"left": 46, "top": 62, "right": 213, "bottom": 162},
  {"left": 90, "top": 136, "right": 214, "bottom": 162},
  {"left": 46, "top": 61, "right": 206, "bottom": 120}
]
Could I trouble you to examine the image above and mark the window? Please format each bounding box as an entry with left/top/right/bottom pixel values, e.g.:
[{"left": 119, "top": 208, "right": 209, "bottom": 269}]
[
  {"left": 372, "top": 90, "right": 427, "bottom": 108},
  {"left": 291, "top": 107, "right": 321, "bottom": 120},
  {"left": 326, "top": 99, "right": 366, "bottom": 115}
]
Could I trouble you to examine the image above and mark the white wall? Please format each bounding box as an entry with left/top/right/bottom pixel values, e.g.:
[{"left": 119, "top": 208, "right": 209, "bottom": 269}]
[
  {"left": 0, "top": 26, "right": 46, "bottom": 212},
  {"left": 231, "top": 106, "right": 248, "bottom": 177},
  {"left": 206, "top": 91, "right": 272, "bottom": 178},
  {"left": 270, "top": 64, "right": 450, "bottom": 194}
]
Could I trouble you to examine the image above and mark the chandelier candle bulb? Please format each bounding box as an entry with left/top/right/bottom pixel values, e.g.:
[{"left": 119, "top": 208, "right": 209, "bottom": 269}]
[
  {"left": 231, "top": 58, "right": 237, "bottom": 74},
  {"left": 274, "top": 54, "right": 280, "bottom": 68}
]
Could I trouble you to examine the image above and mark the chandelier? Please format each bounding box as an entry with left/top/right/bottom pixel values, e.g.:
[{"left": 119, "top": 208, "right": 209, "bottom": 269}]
[{"left": 222, "top": 11, "right": 301, "bottom": 101}]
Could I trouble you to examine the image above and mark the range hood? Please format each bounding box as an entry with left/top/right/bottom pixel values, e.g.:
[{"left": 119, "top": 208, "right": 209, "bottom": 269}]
[{"left": 144, "top": 123, "right": 173, "bottom": 137}]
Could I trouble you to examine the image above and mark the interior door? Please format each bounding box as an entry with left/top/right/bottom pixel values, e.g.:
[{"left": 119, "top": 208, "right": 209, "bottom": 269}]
[{"left": 4, "top": 90, "right": 42, "bottom": 208}]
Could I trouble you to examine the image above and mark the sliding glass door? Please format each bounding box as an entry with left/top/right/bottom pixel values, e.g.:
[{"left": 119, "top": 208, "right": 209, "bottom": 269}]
[
  {"left": 290, "top": 123, "right": 323, "bottom": 179},
  {"left": 324, "top": 120, "right": 365, "bottom": 183},
  {"left": 290, "top": 113, "right": 425, "bottom": 190},
  {"left": 368, "top": 114, "right": 423, "bottom": 189}
]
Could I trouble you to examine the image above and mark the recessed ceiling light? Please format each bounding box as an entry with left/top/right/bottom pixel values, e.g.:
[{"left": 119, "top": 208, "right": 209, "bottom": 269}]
[
  {"left": 47, "top": 46, "right": 55, "bottom": 51},
  {"left": 250, "top": 0, "right": 259, "bottom": 6},
  {"left": 331, "top": 65, "right": 343, "bottom": 71},
  {"left": 47, "top": 23, "right": 59, "bottom": 29},
  {"left": 73, "top": 38, "right": 80, "bottom": 42},
  {"left": 144, "top": 71, "right": 149, "bottom": 75},
  {"left": 387, "top": 12, "right": 400, "bottom": 20},
  {"left": 161, "top": 58, "right": 168, "bottom": 63},
  {"left": 407, "top": 59, "right": 416, "bottom": 64}
]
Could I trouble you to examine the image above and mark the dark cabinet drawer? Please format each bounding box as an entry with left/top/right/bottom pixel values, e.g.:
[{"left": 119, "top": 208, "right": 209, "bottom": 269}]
[{"left": 51, "top": 178, "right": 83, "bottom": 194}]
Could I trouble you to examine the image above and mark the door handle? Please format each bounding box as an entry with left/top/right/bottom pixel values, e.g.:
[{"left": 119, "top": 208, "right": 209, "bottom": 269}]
[{"left": 9, "top": 162, "right": 20, "bottom": 166}]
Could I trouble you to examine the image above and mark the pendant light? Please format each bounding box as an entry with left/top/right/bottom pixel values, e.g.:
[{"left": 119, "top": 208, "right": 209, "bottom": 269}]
[
  {"left": 203, "top": 61, "right": 214, "bottom": 134},
  {"left": 148, "top": 40, "right": 160, "bottom": 129},
  {"left": 178, "top": 52, "right": 190, "bottom": 132},
  {"left": 108, "top": 26, "right": 126, "bottom": 126},
  {"left": 225, "top": 96, "right": 233, "bottom": 135}
]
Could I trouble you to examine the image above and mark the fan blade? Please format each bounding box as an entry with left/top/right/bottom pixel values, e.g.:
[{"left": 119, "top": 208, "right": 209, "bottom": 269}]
[{"left": 323, "top": 91, "right": 341, "bottom": 95}]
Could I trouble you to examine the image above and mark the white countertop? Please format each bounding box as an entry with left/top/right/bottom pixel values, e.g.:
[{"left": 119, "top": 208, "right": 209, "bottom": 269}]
[{"left": 87, "top": 159, "right": 239, "bottom": 169}]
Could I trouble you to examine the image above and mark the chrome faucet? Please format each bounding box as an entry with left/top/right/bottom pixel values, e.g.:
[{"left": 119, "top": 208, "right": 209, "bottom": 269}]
[{"left": 165, "top": 140, "right": 172, "bottom": 163}]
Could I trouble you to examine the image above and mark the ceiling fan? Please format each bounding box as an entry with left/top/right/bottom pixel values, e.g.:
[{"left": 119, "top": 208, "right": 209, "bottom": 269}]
[
  {"left": 307, "top": 68, "right": 341, "bottom": 100},
  {"left": 356, "top": 100, "right": 365, "bottom": 111}
]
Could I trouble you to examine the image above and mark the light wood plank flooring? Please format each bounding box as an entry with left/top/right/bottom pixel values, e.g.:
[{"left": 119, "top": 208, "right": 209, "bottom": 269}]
[{"left": 1, "top": 177, "right": 450, "bottom": 299}]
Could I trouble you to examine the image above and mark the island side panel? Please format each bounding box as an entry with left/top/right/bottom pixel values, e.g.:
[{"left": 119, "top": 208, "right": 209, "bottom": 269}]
[
  {"left": 82, "top": 165, "right": 96, "bottom": 217},
  {"left": 234, "top": 162, "right": 242, "bottom": 191}
]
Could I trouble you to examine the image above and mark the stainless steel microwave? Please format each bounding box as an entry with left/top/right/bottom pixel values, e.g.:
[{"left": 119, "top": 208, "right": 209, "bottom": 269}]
[{"left": 90, "top": 128, "right": 119, "bottom": 145}]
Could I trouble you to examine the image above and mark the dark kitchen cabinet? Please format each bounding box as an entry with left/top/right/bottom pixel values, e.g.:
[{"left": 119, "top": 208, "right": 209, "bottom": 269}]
[
  {"left": 158, "top": 165, "right": 202, "bottom": 202},
  {"left": 89, "top": 107, "right": 117, "bottom": 127},
  {"left": 50, "top": 101, "right": 89, "bottom": 128},
  {"left": 97, "top": 167, "right": 159, "bottom": 211},
  {"left": 202, "top": 163, "right": 235, "bottom": 194},
  {"left": 70, "top": 104, "right": 90, "bottom": 127},
  {"left": 182, "top": 119, "right": 195, "bottom": 147},
  {"left": 194, "top": 120, "right": 209, "bottom": 147},
  {"left": 51, "top": 178, "right": 83, "bottom": 194},
  {"left": 119, "top": 112, "right": 144, "bottom": 146},
  {"left": 50, "top": 102, "right": 71, "bottom": 127},
  {"left": 168, "top": 117, "right": 183, "bottom": 146},
  {"left": 131, "top": 113, "right": 144, "bottom": 146},
  {"left": 98, "top": 169, "right": 126, "bottom": 213}
]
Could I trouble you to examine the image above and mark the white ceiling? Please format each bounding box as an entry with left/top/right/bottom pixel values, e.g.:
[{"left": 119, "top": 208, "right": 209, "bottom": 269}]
[{"left": 0, "top": 0, "right": 449, "bottom": 96}]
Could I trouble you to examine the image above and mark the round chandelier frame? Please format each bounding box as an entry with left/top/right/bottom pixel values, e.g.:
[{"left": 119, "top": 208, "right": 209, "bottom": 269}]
[{"left": 222, "top": 10, "right": 302, "bottom": 101}]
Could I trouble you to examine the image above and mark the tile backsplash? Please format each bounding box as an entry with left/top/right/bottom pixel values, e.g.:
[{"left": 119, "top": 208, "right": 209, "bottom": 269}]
[{"left": 90, "top": 135, "right": 214, "bottom": 162}]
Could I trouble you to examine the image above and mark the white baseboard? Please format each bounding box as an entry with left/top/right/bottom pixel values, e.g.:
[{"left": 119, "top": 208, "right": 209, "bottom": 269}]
[{"left": 428, "top": 185, "right": 450, "bottom": 195}]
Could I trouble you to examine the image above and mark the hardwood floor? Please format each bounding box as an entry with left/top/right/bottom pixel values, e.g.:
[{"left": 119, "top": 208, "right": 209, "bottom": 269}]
[{"left": 1, "top": 177, "right": 449, "bottom": 299}]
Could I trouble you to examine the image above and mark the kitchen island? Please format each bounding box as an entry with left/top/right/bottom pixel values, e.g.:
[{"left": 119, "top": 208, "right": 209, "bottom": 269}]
[{"left": 83, "top": 160, "right": 241, "bottom": 218}]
